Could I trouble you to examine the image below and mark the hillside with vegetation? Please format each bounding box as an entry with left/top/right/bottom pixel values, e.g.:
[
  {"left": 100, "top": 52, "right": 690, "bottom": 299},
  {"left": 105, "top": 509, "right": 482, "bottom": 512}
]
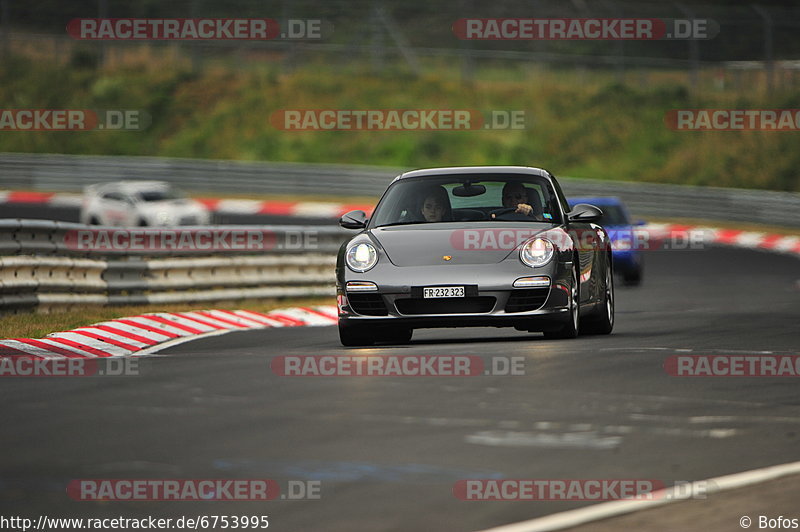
[{"left": 0, "top": 50, "right": 798, "bottom": 191}]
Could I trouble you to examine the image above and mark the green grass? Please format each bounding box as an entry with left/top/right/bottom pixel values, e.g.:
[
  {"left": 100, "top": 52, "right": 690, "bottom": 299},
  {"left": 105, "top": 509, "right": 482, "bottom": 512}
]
[{"left": 1, "top": 51, "right": 798, "bottom": 192}]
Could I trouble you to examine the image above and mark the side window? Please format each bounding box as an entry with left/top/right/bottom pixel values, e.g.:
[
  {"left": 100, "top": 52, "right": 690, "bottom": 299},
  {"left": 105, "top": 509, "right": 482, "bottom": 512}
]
[{"left": 102, "top": 191, "right": 125, "bottom": 202}]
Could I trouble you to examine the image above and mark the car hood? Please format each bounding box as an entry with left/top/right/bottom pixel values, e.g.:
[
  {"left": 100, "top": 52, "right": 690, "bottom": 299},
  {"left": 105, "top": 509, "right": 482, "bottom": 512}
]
[{"left": 370, "top": 222, "right": 558, "bottom": 267}]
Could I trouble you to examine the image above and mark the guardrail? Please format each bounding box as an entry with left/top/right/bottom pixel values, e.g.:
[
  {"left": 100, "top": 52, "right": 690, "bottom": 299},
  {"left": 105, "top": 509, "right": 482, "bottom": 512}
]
[
  {"left": 0, "top": 152, "right": 400, "bottom": 198},
  {"left": 2, "top": 153, "right": 799, "bottom": 227},
  {"left": 0, "top": 220, "right": 350, "bottom": 313}
]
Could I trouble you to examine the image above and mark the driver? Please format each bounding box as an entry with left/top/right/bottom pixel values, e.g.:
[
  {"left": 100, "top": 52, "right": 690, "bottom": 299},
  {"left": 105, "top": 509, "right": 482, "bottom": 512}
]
[{"left": 501, "top": 182, "right": 534, "bottom": 216}]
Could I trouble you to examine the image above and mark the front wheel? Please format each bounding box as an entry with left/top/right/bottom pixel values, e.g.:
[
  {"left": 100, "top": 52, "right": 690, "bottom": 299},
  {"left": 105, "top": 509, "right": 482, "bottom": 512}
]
[
  {"left": 543, "top": 265, "right": 580, "bottom": 339},
  {"left": 582, "top": 260, "right": 614, "bottom": 335},
  {"left": 338, "top": 322, "right": 375, "bottom": 347}
]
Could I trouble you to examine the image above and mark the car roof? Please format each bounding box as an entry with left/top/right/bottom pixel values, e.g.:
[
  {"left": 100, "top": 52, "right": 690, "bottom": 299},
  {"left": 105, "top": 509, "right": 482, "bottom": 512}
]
[{"left": 393, "top": 166, "right": 552, "bottom": 183}]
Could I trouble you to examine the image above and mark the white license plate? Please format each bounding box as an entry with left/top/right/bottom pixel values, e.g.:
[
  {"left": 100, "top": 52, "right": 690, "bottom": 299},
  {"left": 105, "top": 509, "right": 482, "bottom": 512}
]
[{"left": 423, "top": 286, "right": 465, "bottom": 299}]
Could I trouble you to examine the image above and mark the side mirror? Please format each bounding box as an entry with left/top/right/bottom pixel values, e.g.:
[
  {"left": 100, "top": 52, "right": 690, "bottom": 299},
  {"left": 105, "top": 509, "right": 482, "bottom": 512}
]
[
  {"left": 568, "top": 203, "right": 603, "bottom": 223},
  {"left": 339, "top": 210, "right": 368, "bottom": 229}
]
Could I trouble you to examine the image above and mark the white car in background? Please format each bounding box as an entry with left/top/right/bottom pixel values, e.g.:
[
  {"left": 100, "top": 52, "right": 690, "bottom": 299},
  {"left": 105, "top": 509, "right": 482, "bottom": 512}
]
[{"left": 80, "top": 181, "right": 211, "bottom": 226}]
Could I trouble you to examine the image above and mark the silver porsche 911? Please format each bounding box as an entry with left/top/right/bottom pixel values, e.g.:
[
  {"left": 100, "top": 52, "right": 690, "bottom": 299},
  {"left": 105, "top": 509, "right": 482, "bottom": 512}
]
[{"left": 336, "top": 166, "right": 614, "bottom": 346}]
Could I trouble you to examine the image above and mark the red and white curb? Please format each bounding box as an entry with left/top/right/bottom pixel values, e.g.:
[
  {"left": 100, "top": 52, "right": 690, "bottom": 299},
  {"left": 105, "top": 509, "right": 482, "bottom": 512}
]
[
  {"left": 196, "top": 198, "right": 373, "bottom": 219},
  {"left": 0, "top": 305, "right": 338, "bottom": 359},
  {"left": 0, "top": 190, "right": 86, "bottom": 208},
  {"left": 642, "top": 223, "right": 800, "bottom": 257},
  {"left": 0, "top": 190, "right": 373, "bottom": 220}
]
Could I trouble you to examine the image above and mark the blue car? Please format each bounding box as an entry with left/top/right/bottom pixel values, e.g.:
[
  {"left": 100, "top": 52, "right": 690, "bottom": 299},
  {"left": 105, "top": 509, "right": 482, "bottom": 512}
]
[{"left": 568, "top": 197, "right": 643, "bottom": 285}]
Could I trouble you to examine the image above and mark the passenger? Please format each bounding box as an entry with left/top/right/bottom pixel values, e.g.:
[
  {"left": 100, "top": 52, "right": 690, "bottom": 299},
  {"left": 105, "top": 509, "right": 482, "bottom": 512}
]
[{"left": 419, "top": 186, "right": 452, "bottom": 222}]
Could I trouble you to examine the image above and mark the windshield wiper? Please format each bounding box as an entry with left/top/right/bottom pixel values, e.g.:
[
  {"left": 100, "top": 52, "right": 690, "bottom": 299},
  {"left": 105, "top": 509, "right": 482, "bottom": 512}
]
[
  {"left": 373, "top": 221, "right": 428, "bottom": 228},
  {"left": 490, "top": 217, "right": 552, "bottom": 222}
]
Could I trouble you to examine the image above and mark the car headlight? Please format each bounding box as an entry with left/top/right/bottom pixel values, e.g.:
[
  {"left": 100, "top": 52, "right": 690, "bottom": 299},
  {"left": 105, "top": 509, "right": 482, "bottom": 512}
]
[
  {"left": 346, "top": 242, "right": 378, "bottom": 272},
  {"left": 520, "top": 238, "right": 555, "bottom": 267}
]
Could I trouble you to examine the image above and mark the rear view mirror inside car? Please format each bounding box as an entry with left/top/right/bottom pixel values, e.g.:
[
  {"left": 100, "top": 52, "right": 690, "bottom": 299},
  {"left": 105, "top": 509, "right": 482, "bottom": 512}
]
[{"left": 452, "top": 183, "right": 486, "bottom": 197}]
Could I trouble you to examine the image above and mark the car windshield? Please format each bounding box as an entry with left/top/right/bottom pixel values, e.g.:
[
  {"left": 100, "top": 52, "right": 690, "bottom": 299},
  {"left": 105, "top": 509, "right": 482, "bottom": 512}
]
[
  {"left": 138, "top": 188, "right": 183, "bottom": 202},
  {"left": 370, "top": 174, "right": 563, "bottom": 227}
]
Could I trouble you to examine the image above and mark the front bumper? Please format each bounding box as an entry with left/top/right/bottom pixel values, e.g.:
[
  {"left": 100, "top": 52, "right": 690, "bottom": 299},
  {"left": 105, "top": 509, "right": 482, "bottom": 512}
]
[{"left": 337, "top": 259, "right": 573, "bottom": 331}]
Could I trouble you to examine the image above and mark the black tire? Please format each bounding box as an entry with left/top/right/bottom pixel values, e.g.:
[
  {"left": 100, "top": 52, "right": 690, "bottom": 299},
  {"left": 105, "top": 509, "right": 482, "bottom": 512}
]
[
  {"left": 88, "top": 217, "right": 100, "bottom": 225},
  {"left": 137, "top": 219, "right": 148, "bottom": 227},
  {"left": 543, "top": 263, "right": 580, "bottom": 339},
  {"left": 582, "top": 258, "right": 615, "bottom": 335},
  {"left": 338, "top": 322, "right": 374, "bottom": 347},
  {"left": 376, "top": 327, "right": 413, "bottom": 345}
]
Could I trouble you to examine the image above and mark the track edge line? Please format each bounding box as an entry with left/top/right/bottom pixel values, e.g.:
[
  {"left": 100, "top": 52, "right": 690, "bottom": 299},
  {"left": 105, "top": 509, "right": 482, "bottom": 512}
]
[{"left": 476, "top": 460, "right": 800, "bottom": 532}]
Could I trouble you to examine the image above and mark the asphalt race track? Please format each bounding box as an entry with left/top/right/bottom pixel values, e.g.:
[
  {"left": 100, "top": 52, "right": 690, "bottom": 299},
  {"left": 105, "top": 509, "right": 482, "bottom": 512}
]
[{"left": 2, "top": 247, "right": 799, "bottom": 531}]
